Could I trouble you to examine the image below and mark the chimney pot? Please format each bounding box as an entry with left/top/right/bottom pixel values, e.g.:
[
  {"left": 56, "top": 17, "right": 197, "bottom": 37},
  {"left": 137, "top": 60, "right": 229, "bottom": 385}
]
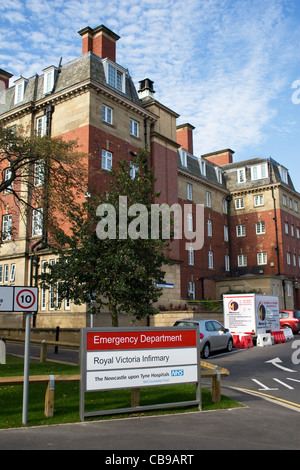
[{"left": 78, "top": 25, "right": 120, "bottom": 62}]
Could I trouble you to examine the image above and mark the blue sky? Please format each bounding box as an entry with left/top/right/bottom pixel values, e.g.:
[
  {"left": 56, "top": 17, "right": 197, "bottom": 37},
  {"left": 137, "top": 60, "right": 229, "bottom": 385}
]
[{"left": 1, "top": 0, "right": 300, "bottom": 188}]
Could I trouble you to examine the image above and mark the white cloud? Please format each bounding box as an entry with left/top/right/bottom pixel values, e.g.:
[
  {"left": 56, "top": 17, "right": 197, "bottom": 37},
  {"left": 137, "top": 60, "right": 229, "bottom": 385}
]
[{"left": 0, "top": 0, "right": 299, "bottom": 182}]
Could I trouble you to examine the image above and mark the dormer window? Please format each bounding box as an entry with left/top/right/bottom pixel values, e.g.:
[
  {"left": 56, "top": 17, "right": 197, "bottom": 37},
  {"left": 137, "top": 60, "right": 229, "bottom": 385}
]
[
  {"left": 250, "top": 163, "right": 268, "bottom": 181},
  {"left": 102, "top": 58, "right": 126, "bottom": 93},
  {"left": 215, "top": 168, "right": 223, "bottom": 184},
  {"left": 198, "top": 158, "right": 206, "bottom": 176},
  {"left": 43, "top": 66, "right": 56, "bottom": 95},
  {"left": 180, "top": 149, "right": 187, "bottom": 167},
  {"left": 279, "top": 166, "right": 288, "bottom": 184},
  {"left": 14, "top": 77, "right": 27, "bottom": 105}
]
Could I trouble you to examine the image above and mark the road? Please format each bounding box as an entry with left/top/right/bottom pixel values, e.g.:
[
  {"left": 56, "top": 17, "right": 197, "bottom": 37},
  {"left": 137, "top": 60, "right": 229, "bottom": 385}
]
[
  {"left": 0, "top": 337, "right": 299, "bottom": 451},
  {"left": 206, "top": 336, "right": 300, "bottom": 411}
]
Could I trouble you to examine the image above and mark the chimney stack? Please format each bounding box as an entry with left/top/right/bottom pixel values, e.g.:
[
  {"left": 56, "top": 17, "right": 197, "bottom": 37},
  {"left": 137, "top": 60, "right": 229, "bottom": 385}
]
[
  {"left": 78, "top": 25, "right": 120, "bottom": 62},
  {"left": 138, "top": 78, "right": 155, "bottom": 100},
  {"left": 202, "top": 149, "right": 235, "bottom": 166},
  {"left": 0, "top": 69, "right": 13, "bottom": 91},
  {"left": 176, "top": 123, "right": 195, "bottom": 155}
]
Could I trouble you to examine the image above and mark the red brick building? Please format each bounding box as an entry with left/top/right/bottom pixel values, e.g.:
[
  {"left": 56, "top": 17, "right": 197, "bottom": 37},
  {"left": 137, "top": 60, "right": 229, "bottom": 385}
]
[{"left": 1, "top": 24, "right": 299, "bottom": 328}]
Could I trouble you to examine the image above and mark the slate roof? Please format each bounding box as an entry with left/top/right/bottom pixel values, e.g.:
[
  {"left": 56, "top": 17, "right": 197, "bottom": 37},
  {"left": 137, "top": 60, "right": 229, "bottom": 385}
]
[
  {"left": 0, "top": 52, "right": 141, "bottom": 116},
  {"left": 177, "top": 151, "right": 228, "bottom": 190}
]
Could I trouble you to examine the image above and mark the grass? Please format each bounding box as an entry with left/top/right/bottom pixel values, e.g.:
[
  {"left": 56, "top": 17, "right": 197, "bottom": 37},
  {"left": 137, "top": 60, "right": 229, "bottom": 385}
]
[{"left": 0, "top": 357, "right": 242, "bottom": 429}]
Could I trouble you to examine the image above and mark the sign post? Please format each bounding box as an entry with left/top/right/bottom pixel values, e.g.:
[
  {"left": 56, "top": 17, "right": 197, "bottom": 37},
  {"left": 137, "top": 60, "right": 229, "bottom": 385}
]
[
  {"left": 13, "top": 287, "right": 38, "bottom": 425},
  {"left": 0, "top": 286, "right": 38, "bottom": 425},
  {"left": 80, "top": 326, "right": 201, "bottom": 420}
]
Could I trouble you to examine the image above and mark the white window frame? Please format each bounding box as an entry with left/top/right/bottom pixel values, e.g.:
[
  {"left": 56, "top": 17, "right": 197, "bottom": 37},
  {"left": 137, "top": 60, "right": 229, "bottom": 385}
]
[
  {"left": 283, "top": 194, "right": 287, "bottom": 206},
  {"left": 225, "top": 255, "right": 230, "bottom": 272},
  {"left": 43, "top": 67, "right": 56, "bottom": 95},
  {"left": 10, "top": 264, "right": 16, "bottom": 282},
  {"left": 206, "top": 191, "right": 211, "bottom": 208},
  {"left": 208, "top": 251, "right": 214, "bottom": 269},
  {"left": 186, "top": 183, "right": 192, "bottom": 201},
  {"left": 236, "top": 224, "right": 246, "bottom": 237},
  {"left": 285, "top": 222, "right": 289, "bottom": 235},
  {"left": 102, "top": 105, "right": 113, "bottom": 124},
  {"left": 224, "top": 225, "right": 229, "bottom": 241},
  {"left": 14, "top": 78, "right": 27, "bottom": 105},
  {"left": 4, "top": 264, "right": 9, "bottom": 283},
  {"left": 4, "top": 168, "right": 13, "bottom": 194},
  {"left": 34, "top": 160, "right": 45, "bottom": 186},
  {"left": 130, "top": 119, "right": 139, "bottom": 138},
  {"left": 215, "top": 168, "right": 222, "bottom": 184},
  {"left": 287, "top": 252, "right": 291, "bottom": 265},
  {"left": 256, "top": 221, "right": 266, "bottom": 235},
  {"left": 102, "top": 59, "right": 126, "bottom": 93},
  {"left": 250, "top": 163, "right": 268, "bottom": 181},
  {"left": 0, "top": 266, "right": 2, "bottom": 283},
  {"left": 180, "top": 150, "right": 187, "bottom": 167},
  {"left": 235, "top": 198, "right": 244, "bottom": 210},
  {"left": 257, "top": 252, "right": 267, "bottom": 265},
  {"left": 2, "top": 214, "right": 12, "bottom": 241},
  {"left": 101, "top": 149, "right": 113, "bottom": 171},
  {"left": 188, "top": 247, "right": 194, "bottom": 266},
  {"left": 238, "top": 254, "right": 247, "bottom": 267},
  {"left": 32, "top": 208, "right": 43, "bottom": 237},
  {"left": 207, "top": 219, "right": 212, "bottom": 237},
  {"left": 130, "top": 161, "right": 139, "bottom": 180},
  {"left": 222, "top": 199, "right": 228, "bottom": 214},
  {"left": 199, "top": 158, "right": 206, "bottom": 176},
  {"left": 254, "top": 194, "right": 264, "bottom": 207},
  {"left": 237, "top": 168, "right": 246, "bottom": 183},
  {"left": 279, "top": 166, "right": 288, "bottom": 184},
  {"left": 36, "top": 115, "right": 47, "bottom": 137},
  {"left": 188, "top": 281, "right": 195, "bottom": 300}
]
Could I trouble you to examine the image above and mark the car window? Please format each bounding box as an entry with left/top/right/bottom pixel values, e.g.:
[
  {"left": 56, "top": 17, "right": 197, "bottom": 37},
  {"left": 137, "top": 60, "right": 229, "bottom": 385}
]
[
  {"left": 205, "top": 321, "right": 214, "bottom": 332},
  {"left": 279, "top": 311, "right": 288, "bottom": 318},
  {"left": 212, "top": 321, "right": 223, "bottom": 331},
  {"left": 293, "top": 311, "right": 300, "bottom": 319}
]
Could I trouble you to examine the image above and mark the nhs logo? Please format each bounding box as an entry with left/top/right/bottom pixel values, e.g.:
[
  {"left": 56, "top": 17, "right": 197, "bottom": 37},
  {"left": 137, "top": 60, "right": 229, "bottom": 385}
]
[{"left": 171, "top": 369, "right": 184, "bottom": 377}]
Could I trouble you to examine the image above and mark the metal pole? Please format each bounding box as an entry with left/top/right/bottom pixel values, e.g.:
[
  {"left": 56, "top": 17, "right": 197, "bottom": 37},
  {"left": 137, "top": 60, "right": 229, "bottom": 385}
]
[{"left": 22, "top": 312, "right": 31, "bottom": 425}]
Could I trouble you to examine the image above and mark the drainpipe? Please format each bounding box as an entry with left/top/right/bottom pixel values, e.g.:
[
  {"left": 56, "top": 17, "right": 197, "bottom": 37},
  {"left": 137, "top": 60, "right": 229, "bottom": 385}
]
[{"left": 226, "top": 195, "right": 233, "bottom": 277}]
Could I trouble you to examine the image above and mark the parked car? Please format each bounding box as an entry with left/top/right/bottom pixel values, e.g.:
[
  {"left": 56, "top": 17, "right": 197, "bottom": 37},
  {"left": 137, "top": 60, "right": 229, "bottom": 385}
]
[
  {"left": 279, "top": 310, "right": 300, "bottom": 334},
  {"left": 173, "top": 318, "right": 233, "bottom": 359}
]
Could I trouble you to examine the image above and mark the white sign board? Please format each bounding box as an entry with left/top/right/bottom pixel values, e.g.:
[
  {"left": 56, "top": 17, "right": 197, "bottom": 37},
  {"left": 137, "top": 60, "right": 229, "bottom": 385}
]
[
  {"left": 0, "top": 286, "right": 38, "bottom": 312},
  {"left": 0, "top": 287, "right": 14, "bottom": 311},
  {"left": 13, "top": 287, "right": 38, "bottom": 312},
  {"left": 80, "top": 327, "right": 201, "bottom": 420},
  {"left": 223, "top": 294, "right": 280, "bottom": 334}
]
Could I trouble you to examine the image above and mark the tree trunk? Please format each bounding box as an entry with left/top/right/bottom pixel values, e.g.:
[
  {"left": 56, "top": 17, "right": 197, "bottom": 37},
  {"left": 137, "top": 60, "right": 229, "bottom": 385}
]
[{"left": 110, "top": 304, "right": 119, "bottom": 327}]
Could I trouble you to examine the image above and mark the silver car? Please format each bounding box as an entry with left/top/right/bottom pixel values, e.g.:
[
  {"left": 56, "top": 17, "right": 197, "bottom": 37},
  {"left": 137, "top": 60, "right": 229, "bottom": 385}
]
[{"left": 173, "top": 319, "right": 233, "bottom": 359}]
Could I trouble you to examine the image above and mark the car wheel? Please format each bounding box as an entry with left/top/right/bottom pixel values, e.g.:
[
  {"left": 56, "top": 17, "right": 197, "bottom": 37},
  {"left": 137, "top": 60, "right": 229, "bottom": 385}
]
[
  {"left": 227, "top": 338, "right": 233, "bottom": 352},
  {"left": 201, "top": 342, "right": 210, "bottom": 359}
]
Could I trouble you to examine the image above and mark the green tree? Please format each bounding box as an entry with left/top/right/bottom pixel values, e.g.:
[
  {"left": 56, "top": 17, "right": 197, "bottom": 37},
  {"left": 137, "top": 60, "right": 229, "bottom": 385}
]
[
  {"left": 0, "top": 124, "right": 87, "bottom": 242},
  {"left": 40, "top": 149, "right": 173, "bottom": 327}
]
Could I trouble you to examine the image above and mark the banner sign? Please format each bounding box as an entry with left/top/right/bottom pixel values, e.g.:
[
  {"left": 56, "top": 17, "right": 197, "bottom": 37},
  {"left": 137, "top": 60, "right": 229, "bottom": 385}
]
[{"left": 80, "top": 327, "right": 201, "bottom": 420}]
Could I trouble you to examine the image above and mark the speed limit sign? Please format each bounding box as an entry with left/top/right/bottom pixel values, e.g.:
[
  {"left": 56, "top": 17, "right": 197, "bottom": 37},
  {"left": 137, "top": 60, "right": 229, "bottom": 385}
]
[{"left": 14, "top": 287, "right": 38, "bottom": 312}]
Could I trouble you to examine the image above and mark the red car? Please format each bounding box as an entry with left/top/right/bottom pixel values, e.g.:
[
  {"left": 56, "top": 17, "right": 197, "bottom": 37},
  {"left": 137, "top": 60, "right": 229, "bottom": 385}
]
[{"left": 279, "top": 310, "right": 300, "bottom": 334}]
